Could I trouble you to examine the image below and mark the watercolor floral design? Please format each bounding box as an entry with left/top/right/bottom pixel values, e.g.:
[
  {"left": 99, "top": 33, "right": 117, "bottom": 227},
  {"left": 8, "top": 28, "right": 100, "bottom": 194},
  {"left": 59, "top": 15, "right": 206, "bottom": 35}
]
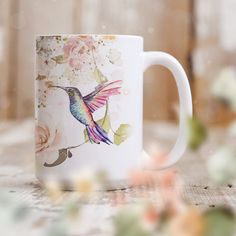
[
  {"left": 62, "top": 36, "right": 95, "bottom": 70},
  {"left": 35, "top": 123, "right": 56, "bottom": 153},
  {"left": 36, "top": 35, "right": 131, "bottom": 167},
  {"left": 35, "top": 111, "right": 66, "bottom": 157}
]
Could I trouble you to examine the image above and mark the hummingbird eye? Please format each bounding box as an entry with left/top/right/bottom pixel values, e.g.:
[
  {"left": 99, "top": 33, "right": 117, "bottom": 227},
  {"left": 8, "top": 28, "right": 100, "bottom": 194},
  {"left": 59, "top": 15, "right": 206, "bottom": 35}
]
[{"left": 68, "top": 90, "right": 74, "bottom": 96}]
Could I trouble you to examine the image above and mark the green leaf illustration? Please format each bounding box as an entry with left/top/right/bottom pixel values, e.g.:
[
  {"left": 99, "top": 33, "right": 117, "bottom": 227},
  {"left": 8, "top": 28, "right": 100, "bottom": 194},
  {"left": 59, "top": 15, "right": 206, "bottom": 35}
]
[
  {"left": 114, "top": 124, "right": 132, "bottom": 146},
  {"left": 83, "top": 129, "right": 89, "bottom": 142},
  {"left": 98, "top": 114, "right": 110, "bottom": 133},
  {"left": 203, "top": 207, "right": 235, "bottom": 236},
  {"left": 93, "top": 68, "right": 108, "bottom": 84},
  {"left": 187, "top": 116, "right": 207, "bottom": 150},
  {"left": 84, "top": 115, "right": 110, "bottom": 142},
  {"left": 51, "top": 55, "right": 67, "bottom": 64}
]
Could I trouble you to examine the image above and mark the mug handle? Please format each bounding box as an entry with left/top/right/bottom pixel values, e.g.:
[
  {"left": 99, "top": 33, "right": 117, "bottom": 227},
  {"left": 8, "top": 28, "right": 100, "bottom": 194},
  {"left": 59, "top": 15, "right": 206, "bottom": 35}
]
[{"left": 143, "top": 52, "right": 193, "bottom": 169}]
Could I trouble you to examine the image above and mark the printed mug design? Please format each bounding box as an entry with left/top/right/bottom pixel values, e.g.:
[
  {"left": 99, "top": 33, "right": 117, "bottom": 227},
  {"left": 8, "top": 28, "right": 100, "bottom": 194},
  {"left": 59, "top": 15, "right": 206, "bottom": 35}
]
[{"left": 36, "top": 35, "right": 132, "bottom": 167}]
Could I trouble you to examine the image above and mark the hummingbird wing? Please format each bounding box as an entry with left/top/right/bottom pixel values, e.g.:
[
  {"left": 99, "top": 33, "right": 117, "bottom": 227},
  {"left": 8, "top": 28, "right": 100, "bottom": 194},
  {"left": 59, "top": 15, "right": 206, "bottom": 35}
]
[{"left": 83, "top": 80, "right": 122, "bottom": 113}]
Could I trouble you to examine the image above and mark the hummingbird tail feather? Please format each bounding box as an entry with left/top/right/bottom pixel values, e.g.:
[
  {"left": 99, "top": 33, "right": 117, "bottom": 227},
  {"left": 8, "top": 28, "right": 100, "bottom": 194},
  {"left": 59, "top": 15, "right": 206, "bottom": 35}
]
[{"left": 86, "top": 123, "right": 112, "bottom": 145}]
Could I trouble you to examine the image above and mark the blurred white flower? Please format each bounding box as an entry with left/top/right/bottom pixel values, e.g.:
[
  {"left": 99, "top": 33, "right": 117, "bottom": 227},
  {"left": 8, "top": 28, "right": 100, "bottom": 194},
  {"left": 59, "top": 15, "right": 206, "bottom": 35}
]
[
  {"left": 212, "top": 67, "right": 236, "bottom": 111},
  {"left": 207, "top": 146, "right": 236, "bottom": 184},
  {"left": 44, "top": 180, "right": 63, "bottom": 201},
  {"left": 0, "top": 192, "right": 44, "bottom": 236},
  {"left": 74, "top": 169, "right": 100, "bottom": 196}
]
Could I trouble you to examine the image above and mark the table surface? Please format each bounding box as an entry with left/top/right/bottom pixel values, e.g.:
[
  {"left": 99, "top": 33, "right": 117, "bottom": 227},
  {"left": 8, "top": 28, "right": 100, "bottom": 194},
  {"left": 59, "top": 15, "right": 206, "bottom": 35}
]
[{"left": 0, "top": 119, "right": 235, "bottom": 235}]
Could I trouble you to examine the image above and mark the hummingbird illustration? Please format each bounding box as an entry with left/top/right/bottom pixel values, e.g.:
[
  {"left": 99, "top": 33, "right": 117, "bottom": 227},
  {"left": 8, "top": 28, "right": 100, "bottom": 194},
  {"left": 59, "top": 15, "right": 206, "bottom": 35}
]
[{"left": 51, "top": 80, "right": 122, "bottom": 145}]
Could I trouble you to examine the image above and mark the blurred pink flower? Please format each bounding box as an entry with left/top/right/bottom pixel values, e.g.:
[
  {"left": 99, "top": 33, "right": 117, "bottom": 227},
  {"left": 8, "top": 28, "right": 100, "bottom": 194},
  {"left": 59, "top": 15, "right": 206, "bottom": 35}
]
[
  {"left": 148, "top": 151, "right": 168, "bottom": 169},
  {"left": 158, "top": 170, "right": 182, "bottom": 214},
  {"left": 129, "top": 150, "right": 183, "bottom": 214},
  {"left": 63, "top": 36, "right": 95, "bottom": 70},
  {"left": 129, "top": 152, "right": 172, "bottom": 187},
  {"left": 142, "top": 206, "right": 159, "bottom": 229},
  {"left": 128, "top": 169, "right": 153, "bottom": 186}
]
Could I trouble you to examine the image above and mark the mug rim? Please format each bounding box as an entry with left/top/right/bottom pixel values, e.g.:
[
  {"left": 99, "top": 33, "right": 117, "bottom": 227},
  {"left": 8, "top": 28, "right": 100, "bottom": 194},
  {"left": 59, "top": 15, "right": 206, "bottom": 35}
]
[{"left": 35, "top": 34, "right": 143, "bottom": 40}]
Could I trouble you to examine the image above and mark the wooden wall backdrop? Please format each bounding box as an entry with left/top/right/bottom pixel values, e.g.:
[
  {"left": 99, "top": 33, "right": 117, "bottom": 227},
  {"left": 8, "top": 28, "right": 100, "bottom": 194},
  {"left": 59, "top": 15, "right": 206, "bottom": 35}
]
[
  {"left": 0, "top": 0, "right": 78, "bottom": 119},
  {"left": 193, "top": 0, "right": 236, "bottom": 125},
  {"left": 0, "top": 0, "right": 11, "bottom": 119},
  {"left": 77, "top": 0, "right": 191, "bottom": 122},
  {"left": 2, "top": 0, "right": 233, "bottom": 124},
  {"left": 14, "top": 0, "right": 77, "bottom": 118}
]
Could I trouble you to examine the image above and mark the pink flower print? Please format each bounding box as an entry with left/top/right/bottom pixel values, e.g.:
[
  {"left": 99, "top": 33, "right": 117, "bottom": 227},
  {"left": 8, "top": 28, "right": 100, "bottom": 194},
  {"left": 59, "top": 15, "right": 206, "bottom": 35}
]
[
  {"left": 63, "top": 37, "right": 81, "bottom": 58},
  {"left": 82, "top": 36, "right": 95, "bottom": 51},
  {"left": 63, "top": 36, "right": 95, "bottom": 70}
]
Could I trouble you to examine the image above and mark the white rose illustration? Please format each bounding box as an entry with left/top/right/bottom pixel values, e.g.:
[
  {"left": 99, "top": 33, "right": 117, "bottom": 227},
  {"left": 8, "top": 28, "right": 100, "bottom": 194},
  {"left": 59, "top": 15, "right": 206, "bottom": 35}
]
[{"left": 35, "top": 111, "right": 65, "bottom": 154}]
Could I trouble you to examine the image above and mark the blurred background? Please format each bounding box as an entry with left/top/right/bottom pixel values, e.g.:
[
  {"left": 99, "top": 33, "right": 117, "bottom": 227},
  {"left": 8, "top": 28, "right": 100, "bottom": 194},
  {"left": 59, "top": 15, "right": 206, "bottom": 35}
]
[
  {"left": 1, "top": 1, "right": 236, "bottom": 235},
  {"left": 0, "top": 0, "right": 235, "bottom": 125}
]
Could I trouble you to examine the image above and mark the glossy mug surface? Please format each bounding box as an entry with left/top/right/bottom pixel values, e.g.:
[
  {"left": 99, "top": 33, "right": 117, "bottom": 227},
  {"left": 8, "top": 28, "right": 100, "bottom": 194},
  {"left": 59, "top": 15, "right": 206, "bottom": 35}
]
[{"left": 35, "top": 34, "right": 192, "bottom": 189}]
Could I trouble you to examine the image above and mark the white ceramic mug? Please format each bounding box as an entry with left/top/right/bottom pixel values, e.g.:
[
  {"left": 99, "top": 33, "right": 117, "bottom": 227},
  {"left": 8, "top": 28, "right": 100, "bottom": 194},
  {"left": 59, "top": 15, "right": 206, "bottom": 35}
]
[{"left": 35, "top": 34, "right": 192, "bottom": 189}]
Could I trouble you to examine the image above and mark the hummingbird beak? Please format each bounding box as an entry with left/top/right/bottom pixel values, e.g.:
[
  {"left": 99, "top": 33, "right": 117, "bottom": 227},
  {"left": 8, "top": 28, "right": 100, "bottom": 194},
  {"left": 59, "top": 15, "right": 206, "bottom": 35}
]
[{"left": 50, "top": 85, "right": 66, "bottom": 91}]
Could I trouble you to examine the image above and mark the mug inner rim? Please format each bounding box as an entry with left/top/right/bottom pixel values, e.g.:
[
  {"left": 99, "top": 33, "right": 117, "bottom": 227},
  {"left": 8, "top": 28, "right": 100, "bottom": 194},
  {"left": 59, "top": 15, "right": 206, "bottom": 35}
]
[{"left": 36, "top": 34, "right": 143, "bottom": 40}]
